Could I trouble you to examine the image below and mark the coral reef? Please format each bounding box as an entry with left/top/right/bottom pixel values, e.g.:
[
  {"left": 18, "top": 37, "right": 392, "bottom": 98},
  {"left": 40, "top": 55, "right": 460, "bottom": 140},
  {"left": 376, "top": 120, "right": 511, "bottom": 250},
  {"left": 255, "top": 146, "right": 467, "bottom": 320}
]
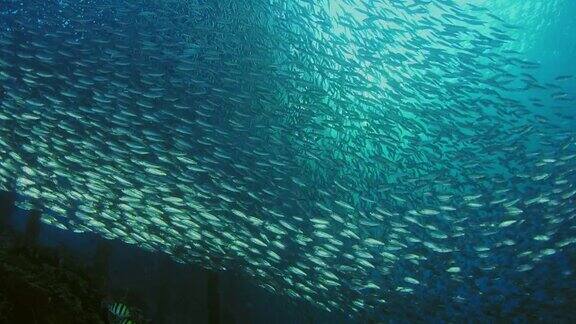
[{"left": 0, "top": 229, "right": 107, "bottom": 323}]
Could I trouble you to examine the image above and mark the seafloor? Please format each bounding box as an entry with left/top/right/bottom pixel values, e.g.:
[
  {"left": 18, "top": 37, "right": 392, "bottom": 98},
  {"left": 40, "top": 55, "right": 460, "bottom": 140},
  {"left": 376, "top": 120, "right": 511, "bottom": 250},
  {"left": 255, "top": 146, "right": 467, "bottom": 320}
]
[{"left": 0, "top": 225, "right": 108, "bottom": 323}]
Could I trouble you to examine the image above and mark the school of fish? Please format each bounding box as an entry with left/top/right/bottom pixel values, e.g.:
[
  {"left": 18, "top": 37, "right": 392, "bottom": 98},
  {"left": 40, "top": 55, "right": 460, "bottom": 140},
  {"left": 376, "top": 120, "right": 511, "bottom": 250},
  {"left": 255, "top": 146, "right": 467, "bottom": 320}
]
[{"left": 0, "top": 0, "right": 575, "bottom": 321}]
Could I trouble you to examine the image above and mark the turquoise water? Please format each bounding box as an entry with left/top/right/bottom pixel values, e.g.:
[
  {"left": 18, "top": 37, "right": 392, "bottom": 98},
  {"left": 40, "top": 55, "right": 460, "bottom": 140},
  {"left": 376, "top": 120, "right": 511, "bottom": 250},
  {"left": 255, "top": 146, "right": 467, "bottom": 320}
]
[{"left": 0, "top": 0, "right": 575, "bottom": 322}]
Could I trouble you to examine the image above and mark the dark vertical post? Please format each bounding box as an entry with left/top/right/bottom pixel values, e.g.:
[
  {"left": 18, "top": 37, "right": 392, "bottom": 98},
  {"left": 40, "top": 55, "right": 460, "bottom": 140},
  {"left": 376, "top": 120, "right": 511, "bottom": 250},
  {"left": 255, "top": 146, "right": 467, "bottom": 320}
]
[
  {"left": 153, "top": 255, "right": 171, "bottom": 323},
  {"left": 24, "top": 209, "right": 41, "bottom": 245},
  {"left": 92, "top": 239, "right": 112, "bottom": 289},
  {"left": 0, "top": 191, "right": 16, "bottom": 230},
  {"left": 207, "top": 271, "right": 220, "bottom": 324}
]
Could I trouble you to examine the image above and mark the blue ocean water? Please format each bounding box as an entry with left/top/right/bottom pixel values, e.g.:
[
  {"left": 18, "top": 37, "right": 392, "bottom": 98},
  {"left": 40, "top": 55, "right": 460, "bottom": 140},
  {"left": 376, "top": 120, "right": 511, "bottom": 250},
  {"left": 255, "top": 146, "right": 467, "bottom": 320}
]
[{"left": 0, "top": 0, "right": 575, "bottom": 323}]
